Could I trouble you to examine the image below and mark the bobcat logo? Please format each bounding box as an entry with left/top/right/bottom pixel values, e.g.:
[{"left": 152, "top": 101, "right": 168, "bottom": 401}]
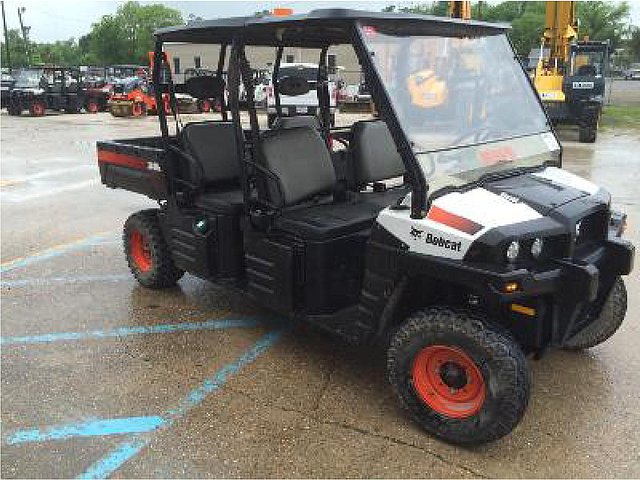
[{"left": 410, "top": 226, "right": 424, "bottom": 240}]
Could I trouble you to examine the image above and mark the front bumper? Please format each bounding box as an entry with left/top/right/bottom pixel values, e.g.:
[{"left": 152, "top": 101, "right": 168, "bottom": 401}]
[{"left": 403, "top": 235, "right": 634, "bottom": 348}]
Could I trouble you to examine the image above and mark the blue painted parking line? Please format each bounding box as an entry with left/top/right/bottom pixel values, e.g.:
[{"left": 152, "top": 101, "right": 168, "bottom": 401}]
[
  {"left": 78, "top": 329, "right": 285, "bottom": 479},
  {"left": 0, "top": 317, "right": 263, "bottom": 346},
  {"left": 5, "top": 416, "right": 166, "bottom": 445},
  {"left": 1, "top": 274, "right": 131, "bottom": 288},
  {"left": 0, "top": 232, "right": 116, "bottom": 274}
]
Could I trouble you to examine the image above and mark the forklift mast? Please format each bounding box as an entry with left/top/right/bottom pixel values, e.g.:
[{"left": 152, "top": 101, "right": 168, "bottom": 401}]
[
  {"left": 534, "top": 1, "right": 577, "bottom": 101},
  {"left": 448, "top": 1, "right": 471, "bottom": 20}
]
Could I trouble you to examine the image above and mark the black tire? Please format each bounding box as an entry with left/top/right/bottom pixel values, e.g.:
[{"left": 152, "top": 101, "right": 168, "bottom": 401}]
[
  {"left": 267, "top": 113, "right": 277, "bottom": 128},
  {"left": 564, "top": 277, "right": 627, "bottom": 350},
  {"left": 578, "top": 108, "right": 599, "bottom": 143},
  {"left": 387, "top": 307, "right": 530, "bottom": 446},
  {"left": 7, "top": 103, "right": 22, "bottom": 116},
  {"left": 123, "top": 209, "right": 184, "bottom": 289}
]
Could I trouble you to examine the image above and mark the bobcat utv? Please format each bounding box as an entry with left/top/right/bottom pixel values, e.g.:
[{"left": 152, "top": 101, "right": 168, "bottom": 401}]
[{"left": 96, "top": 9, "right": 634, "bottom": 445}]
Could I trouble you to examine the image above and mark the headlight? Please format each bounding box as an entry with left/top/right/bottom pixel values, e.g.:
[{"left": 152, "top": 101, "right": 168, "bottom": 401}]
[
  {"left": 506, "top": 241, "right": 520, "bottom": 262},
  {"left": 531, "top": 238, "right": 544, "bottom": 258}
]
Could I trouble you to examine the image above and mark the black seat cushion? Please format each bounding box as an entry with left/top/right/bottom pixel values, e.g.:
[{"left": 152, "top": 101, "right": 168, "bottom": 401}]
[
  {"left": 194, "top": 188, "right": 244, "bottom": 215},
  {"left": 258, "top": 127, "right": 336, "bottom": 208},
  {"left": 358, "top": 186, "right": 410, "bottom": 209},
  {"left": 273, "top": 115, "right": 320, "bottom": 130},
  {"left": 181, "top": 121, "right": 240, "bottom": 186},
  {"left": 274, "top": 199, "right": 383, "bottom": 241},
  {"left": 350, "top": 120, "right": 405, "bottom": 187}
]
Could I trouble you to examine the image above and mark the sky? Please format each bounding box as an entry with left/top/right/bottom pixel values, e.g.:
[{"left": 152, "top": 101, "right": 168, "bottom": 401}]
[{"left": 2, "top": 0, "right": 640, "bottom": 43}]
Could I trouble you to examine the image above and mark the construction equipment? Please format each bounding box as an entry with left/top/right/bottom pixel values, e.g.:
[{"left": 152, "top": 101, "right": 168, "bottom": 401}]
[
  {"left": 448, "top": 1, "right": 471, "bottom": 20},
  {"left": 532, "top": 1, "right": 610, "bottom": 142}
]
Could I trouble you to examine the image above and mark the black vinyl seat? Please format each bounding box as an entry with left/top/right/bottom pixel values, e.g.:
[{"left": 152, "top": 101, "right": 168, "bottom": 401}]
[
  {"left": 180, "top": 121, "right": 244, "bottom": 214},
  {"left": 272, "top": 115, "right": 321, "bottom": 130},
  {"left": 274, "top": 199, "right": 382, "bottom": 241},
  {"left": 258, "top": 126, "right": 382, "bottom": 240},
  {"left": 349, "top": 120, "right": 408, "bottom": 208}
]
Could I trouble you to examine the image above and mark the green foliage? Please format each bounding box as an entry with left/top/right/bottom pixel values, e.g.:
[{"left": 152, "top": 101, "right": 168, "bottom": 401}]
[
  {"left": 628, "top": 27, "right": 640, "bottom": 63},
  {"left": 88, "top": 2, "right": 183, "bottom": 65},
  {"left": 1, "top": 1, "right": 182, "bottom": 68},
  {"left": 577, "top": 1, "right": 630, "bottom": 49},
  {"left": 380, "top": 1, "right": 633, "bottom": 57}
]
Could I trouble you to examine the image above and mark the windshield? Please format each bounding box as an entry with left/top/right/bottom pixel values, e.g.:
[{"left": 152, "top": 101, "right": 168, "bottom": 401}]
[
  {"left": 14, "top": 69, "right": 44, "bottom": 88},
  {"left": 571, "top": 50, "right": 605, "bottom": 76},
  {"left": 360, "top": 26, "right": 555, "bottom": 194}
]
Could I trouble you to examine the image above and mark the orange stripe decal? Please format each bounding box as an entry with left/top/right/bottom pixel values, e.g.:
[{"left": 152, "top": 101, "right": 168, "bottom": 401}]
[
  {"left": 98, "top": 150, "right": 148, "bottom": 171},
  {"left": 427, "top": 206, "right": 483, "bottom": 235}
]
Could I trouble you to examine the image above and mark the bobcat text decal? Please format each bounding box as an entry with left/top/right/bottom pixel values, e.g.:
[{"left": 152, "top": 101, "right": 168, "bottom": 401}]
[{"left": 425, "top": 233, "right": 462, "bottom": 252}]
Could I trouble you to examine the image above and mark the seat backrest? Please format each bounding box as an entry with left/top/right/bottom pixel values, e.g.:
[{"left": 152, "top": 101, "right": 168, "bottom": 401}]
[
  {"left": 181, "top": 121, "right": 240, "bottom": 186},
  {"left": 258, "top": 126, "right": 336, "bottom": 207},
  {"left": 350, "top": 120, "right": 405, "bottom": 187},
  {"left": 273, "top": 115, "right": 320, "bottom": 131},
  {"left": 577, "top": 64, "right": 597, "bottom": 76}
]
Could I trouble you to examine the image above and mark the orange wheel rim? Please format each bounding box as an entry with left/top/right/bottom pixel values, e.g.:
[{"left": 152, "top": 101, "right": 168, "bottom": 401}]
[
  {"left": 33, "top": 103, "right": 45, "bottom": 116},
  {"left": 132, "top": 103, "right": 143, "bottom": 116},
  {"left": 88, "top": 102, "right": 99, "bottom": 113},
  {"left": 130, "top": 230, "right": 152, "bottom": 272},
  {"left": 412, "top": 345, "right": 486, "bottom": 419},
  {"left": 202, "top": 100, "right": 211, "bottom": 112}
]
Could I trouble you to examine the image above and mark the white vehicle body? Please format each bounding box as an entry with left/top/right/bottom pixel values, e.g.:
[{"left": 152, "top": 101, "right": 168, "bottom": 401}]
[{"left": 266, "top": 62, "right": 336, "bottom": 116}]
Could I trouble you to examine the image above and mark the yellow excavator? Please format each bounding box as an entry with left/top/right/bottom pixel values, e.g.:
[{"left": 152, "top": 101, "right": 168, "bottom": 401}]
[{"left": 532, "top": 1, "right": 610, "bottom": 142}]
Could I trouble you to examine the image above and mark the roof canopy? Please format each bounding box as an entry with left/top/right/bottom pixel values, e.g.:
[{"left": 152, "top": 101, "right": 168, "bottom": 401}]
[{"left": 155, "top": 8, "right": 509, "bottom": 46}]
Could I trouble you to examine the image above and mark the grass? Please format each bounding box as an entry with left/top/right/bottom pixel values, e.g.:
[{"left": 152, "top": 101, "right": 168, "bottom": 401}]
[{"left": 601, "top": 105, "right": 640, "bottom": 130}]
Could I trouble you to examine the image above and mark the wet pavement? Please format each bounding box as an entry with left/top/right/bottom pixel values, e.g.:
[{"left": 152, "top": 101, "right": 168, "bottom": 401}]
[{"left": 1, "top": 111, "right": 639, "bottom": 478}]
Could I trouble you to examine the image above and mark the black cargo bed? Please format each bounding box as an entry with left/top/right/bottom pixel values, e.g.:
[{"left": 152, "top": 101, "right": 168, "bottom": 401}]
[{"left": 97, "top": 136, "right": 169, "bottom": 200}]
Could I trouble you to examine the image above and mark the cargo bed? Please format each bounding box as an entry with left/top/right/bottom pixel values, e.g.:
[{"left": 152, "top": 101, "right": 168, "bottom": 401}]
[{"left": 97, "top": 136, "right": 170, "bottom": 200}]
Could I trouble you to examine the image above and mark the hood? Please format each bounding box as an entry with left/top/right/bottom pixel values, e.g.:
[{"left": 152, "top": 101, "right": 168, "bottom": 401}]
[{"left": 482, "top": 167, "right": 599, "bottom": 216}]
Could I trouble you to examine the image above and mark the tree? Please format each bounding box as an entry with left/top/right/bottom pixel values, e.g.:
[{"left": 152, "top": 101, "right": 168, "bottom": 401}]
[
  {"left": 0, "top": 28, "right": 31, "bottom": 67},
  {"left": 88, "top": 1, "right": 183, "bottom": 65},
  {"left": 628, "top": 27, "right": 640, "bottom": 63},
  {"left": 576, "top": 1, "right": 630, "bottom": 49}
]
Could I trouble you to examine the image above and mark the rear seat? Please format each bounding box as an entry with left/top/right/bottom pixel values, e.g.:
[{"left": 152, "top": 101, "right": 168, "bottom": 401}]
[{"left": 180, "top": 121, "right": 244, "bottom": 214}]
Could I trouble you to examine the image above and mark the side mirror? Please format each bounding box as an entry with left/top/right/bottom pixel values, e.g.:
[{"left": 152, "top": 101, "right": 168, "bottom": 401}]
[
  {"left": 277, "top": 75, "right": 311, "bottom": 96},
  {"left": 184, "top": 75, "right": 225, "bottom": 99}
]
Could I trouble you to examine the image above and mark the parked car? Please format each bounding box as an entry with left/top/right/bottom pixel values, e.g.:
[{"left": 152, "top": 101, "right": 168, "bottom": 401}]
[
  {"left": 623, "top": 67, "right": 640, "bottom": 80},
  {"left": 265, "top": 62, "right": 336, "bottom": 127}
]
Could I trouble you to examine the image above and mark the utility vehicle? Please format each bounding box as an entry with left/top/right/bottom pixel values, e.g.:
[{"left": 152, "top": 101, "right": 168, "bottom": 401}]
[
  {"left": 96, "top": 9, "right": 634, "bottom": 445},
  {"left": 7, "top": 66, "right": 106, "bottom": 116}
]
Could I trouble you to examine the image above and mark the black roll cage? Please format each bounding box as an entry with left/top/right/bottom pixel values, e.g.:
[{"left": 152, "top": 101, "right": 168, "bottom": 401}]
[{"left": 151, "top": 10, "right": 513, "bottom": 219}]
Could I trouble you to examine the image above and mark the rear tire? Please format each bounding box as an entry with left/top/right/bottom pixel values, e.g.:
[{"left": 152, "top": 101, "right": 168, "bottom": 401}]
[
  {"left": 123, "top": 210, "right": 184, "bottom": 289},
  {"left": 29, "top": 101, "right": 46, "bottom": 117},
  {"left": 86, "top": 99, "right": 100, "bottom": 113},
  {"left": 387, "top": 307, "right": 530, "bottom": 445},
  {"left": 564, "top": 277, "right": 627, "bottom": 350},
  {"left": 131, "top": 102, "right": 146, "bottom": 117}
]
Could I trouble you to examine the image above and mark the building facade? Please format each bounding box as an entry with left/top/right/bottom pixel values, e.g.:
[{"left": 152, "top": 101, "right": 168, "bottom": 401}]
[{"left": 164, "top": 43, "right": 364, "bottom": 85}]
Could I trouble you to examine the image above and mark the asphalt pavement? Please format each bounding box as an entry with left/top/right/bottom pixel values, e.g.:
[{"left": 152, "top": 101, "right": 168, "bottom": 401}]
[{"left": 1, "top": 110, "right": 639, "bottom": 478}]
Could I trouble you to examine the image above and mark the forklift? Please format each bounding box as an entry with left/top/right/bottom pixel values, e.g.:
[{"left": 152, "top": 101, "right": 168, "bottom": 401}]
[
  {"left": 532, "top": 1, "right": 610, "bottom": 142},
  {"left": 96, "top": 9, "right": 633, "bottom": 445}
]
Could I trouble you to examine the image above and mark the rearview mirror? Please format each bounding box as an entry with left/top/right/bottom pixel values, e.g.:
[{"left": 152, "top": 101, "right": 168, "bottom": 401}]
[
  {"left": 277, "top": 76, "right": 311, "bottom": 96},
  {"left": 184, "top": 75, "right": 225, "bottom": 99}
]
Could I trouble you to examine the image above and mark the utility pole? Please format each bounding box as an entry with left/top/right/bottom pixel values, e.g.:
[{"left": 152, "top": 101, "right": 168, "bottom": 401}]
[
  {"left": 17, "top": 6, "right": 30, "bottom": 65},
  {"left": 1, "top": 1, "right": 11, "bottom": 71}
]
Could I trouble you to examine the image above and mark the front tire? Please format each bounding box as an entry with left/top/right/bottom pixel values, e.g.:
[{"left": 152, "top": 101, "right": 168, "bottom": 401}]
[
  {"left": 123, "top": 210, "right": 184, "bottom": 289},
  {"left": 564, "top": 277, "right": 627, "bottom": 350},
  {"left": 578, "top": 107, "right": 599, "bottom": 143},
  {"left": 387, "top": 307, "right": 530, "bottom": 445}
]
